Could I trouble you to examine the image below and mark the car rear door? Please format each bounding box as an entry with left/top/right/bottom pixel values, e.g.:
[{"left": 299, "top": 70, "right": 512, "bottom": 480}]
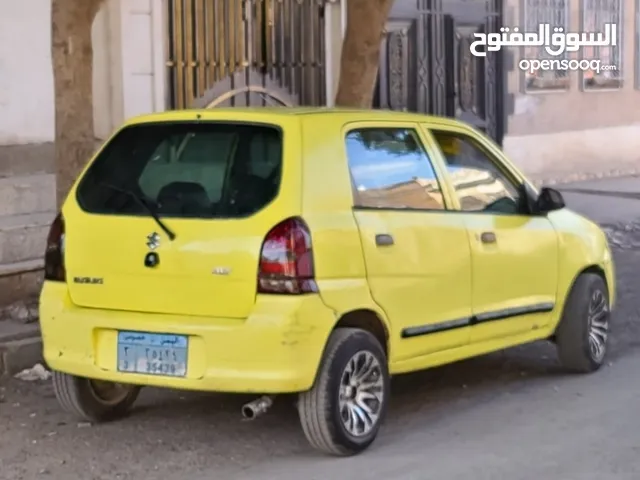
[
  {"left": 63, "top": 117, "right": 301, "bottom": 319},
  {"left": 344, "top": 121, "right": 474, "bottom": 365},
  {"left": 422, "top": 123, "right": 559, "bottom": 344}
]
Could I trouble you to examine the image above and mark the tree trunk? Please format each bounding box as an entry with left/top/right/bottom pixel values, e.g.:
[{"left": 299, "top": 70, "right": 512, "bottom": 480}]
[
  {"left": 51, "top": 0, "right": 105, "bottom": 208},
  {"left": 334, "top": 0, "right": 395, "bottom": 108}
]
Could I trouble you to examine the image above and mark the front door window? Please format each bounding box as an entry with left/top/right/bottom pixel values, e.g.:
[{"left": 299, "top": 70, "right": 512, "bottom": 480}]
[{"left": 430, "top": 131, "right": 523, "bottom": 214}]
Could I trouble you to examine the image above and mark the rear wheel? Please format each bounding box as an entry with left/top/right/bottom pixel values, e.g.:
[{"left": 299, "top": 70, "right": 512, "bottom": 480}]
[
  {"left": 555, "top": 273, "right": 610, "bottom": 373},
  {"left": 298, "top": 328, "right": 389, "bottom": 456},
  {"left": 52, "top": 371, "right": 140, "bottom": 422}
]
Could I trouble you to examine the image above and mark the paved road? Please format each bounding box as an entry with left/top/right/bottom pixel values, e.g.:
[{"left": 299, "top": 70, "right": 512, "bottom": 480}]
[
  {"left": 227, "top": 350, "right": 640, "bottom": 480},
  {"left": 1, "top": 176, "right": 640, "bottom": 480}
]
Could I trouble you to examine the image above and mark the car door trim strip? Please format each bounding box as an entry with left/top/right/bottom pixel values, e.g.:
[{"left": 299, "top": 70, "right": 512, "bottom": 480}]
[
  {"left": 400, "top": 302, "right": 555, "bottom": 339},
  {"left": 401, "top": 317, "right": 472, "bottom": 338}
]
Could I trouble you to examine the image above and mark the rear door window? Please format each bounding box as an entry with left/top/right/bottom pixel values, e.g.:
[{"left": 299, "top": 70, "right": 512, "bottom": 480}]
[
  {"left": 76, "top": 122, "right": 283, "bottom": 218},
  {"left": 345, "top": 127, "right": 446, "bottom": 210}
]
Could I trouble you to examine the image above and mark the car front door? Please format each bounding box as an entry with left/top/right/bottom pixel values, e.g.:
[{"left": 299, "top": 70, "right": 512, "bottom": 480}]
[
  {"left": 423, "top": 124, "right": 559, "bottom": 345},
  {"left": 345, "top": 122, "right": 474, "bottom": 366}
]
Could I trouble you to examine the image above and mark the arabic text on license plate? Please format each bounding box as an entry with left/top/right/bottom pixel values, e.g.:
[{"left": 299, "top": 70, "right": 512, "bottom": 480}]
[{"left": 117, "top": 331, "right": 188, "bottom": 377}]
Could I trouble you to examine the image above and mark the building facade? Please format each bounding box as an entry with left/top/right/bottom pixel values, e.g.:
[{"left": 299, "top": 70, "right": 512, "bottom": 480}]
[
  {"left": 1, "top": 0, "right": 638, "bottom": 177},
  {"left": 378, "top": 0, "right": 640, "bottom": 181},
  {"left": 0, "top": 0, "right": 638, "bottom": 303}
]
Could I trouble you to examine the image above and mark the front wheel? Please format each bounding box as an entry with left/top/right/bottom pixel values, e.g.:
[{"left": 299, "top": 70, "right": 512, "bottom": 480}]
[
  {"left": 555, "top": 273, "right": 610, "bottom": 373},
  {"left": 298, "top": 328, "right": 390, "bottom": 456},
  {"left": 52, "top": 371, "right": 141, "bottom": 422}
]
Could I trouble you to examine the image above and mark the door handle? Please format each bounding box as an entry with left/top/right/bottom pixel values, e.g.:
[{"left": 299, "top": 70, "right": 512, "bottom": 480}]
[
  {"left": 375, "top": 234, "right": 394, "bottom": 246},
  {"left": 480, "top": 231, "right": 497, "bottom": 244}
]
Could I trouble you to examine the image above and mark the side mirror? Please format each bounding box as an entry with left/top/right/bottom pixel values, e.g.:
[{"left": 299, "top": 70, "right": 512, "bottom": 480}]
[{"left": 536, "top": 187, "right": 565, "bottom": 214}]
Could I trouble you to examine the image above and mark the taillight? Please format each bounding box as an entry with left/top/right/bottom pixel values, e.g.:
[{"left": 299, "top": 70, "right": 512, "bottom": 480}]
[
  {"left": 44, "top": 213, "right": 66, "bottom": 282},
  {"left": 258, "top": 217, "right": 318, "bottom": 294}
]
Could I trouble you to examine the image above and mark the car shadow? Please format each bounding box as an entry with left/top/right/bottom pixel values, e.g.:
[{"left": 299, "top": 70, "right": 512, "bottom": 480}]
[{"left": 123, "top": 339, "right": 573, "bottom": 457}]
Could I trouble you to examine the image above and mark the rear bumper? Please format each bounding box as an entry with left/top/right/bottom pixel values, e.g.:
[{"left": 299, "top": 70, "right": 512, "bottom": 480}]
[{"left": 40, "top": 282, "right": 336, "bottom": 394}]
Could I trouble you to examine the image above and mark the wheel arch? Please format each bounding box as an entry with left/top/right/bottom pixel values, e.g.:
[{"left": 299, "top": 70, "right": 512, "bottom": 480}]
[
  {"left": 332, "top": 309, "right": 390, "bottom": 357},
  {"left": 552, "top": 263, "right": 609, "bottom": 336},
  {"left": 578, "top": 264, "right": 608, "bottom": 287},
  {"left": 303, "top": 307, "right": 391, "bottom": 394},
  {"left": 566, "top": 264, "right": 609, "bottom": 303}
]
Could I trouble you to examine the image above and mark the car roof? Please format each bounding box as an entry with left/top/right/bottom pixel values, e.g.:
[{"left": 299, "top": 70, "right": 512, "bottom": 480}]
[{"left": 122, "top": 107, "right": 467, "bottom": 129}]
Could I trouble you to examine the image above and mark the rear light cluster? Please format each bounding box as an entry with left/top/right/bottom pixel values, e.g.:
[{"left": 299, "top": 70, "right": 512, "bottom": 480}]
[
  {"left": 258, "top": 217, "right": 318, "bottom": 294},
  {"left": 44, "top": 213, "right": 66, "bottom": 282}
]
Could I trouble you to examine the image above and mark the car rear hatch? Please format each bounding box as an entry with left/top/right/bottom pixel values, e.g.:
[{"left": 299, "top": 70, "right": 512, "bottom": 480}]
[{"left": 62, "top": 116, "right": 302, "bottom": 319}]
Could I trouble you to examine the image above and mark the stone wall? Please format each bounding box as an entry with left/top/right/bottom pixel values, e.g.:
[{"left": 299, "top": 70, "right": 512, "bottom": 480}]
[{"left": 0, "top": 143, "right": 55, "bottom": 306}]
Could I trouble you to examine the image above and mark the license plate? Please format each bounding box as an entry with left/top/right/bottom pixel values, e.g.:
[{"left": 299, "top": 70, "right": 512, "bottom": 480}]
[{"left": 117, "top": 331, "right": 188, "bottom": 377}]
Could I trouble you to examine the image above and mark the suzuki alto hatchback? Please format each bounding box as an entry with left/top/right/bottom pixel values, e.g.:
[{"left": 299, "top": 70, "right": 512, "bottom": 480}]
[{"left": 40, "top": 108, "right": 615, "bottom": 456}]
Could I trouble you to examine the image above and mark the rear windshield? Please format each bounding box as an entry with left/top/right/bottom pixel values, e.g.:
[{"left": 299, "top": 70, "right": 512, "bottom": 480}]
[{"left": 76, "top": 122, "right": 283, "bottom": 218}]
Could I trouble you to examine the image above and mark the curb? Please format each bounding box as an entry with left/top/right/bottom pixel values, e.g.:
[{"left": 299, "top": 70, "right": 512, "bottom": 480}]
[
  {"left": 0, "top": 324, "right": 43, "bottom": 376},
  {"left": 528, "top": 169, "right": 640, "bottom": 187}
]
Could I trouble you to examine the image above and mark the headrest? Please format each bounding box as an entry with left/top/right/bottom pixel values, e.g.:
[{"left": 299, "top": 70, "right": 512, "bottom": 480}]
[
  {"left": 435, "top": 135, "right": 461, "bottom": 156},
  {"left": 157, "top": 181, "right": 210, "bottom": 214}
]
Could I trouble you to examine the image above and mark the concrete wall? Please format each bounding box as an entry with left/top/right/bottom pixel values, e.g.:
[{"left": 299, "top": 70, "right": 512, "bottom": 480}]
[
  {"left": 0, "top": 0, "right": 168, "bottom": 307},
  {"left": 0, "top": 0, "right": 167, "bottom": 147},
  {"left": 0, "top": 0, "right": 55, "bottom": 145}
]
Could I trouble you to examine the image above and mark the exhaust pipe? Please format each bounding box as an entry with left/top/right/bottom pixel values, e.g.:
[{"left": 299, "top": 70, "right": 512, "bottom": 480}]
[{"left": 241, "top": 395, "right": 274, "bottom": 420}]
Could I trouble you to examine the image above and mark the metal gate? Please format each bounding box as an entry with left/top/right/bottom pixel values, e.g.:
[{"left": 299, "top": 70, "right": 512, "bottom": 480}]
[
  {"left": 374, "top": 0, "right": 505, "bottom": 145},
  {"left": 167, "top": 0, "right": 327, "bottom": 109}
]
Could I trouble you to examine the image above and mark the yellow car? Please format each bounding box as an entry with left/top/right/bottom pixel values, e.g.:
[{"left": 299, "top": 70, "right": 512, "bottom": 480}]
[{"left": 40, "top": 108, "right": 614, "bottom": 456}]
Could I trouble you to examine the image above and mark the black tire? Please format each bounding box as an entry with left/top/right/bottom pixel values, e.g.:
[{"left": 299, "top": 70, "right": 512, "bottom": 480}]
[
  {"left": 52, "top": 371, "right": 141, "bottom": 422},
  {"left": 555, "top": 273, "right": 610, "bottom": 373},
  {"left": 298, "top": 328, "right": 390, "bottom": 456}
]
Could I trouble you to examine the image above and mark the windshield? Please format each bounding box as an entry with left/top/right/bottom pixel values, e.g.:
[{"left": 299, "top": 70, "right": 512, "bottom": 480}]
[{"left": 76, "top": 122, "right": 283, "bottom": 219}]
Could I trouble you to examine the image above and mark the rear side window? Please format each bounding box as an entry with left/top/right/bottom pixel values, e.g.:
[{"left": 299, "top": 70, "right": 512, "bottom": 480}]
[
  {"left": 76, "top": 122, "right": 283, "bottom": 218},
  {"left": 345, "top": 128, "right": 445, "bottom": 210}
]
